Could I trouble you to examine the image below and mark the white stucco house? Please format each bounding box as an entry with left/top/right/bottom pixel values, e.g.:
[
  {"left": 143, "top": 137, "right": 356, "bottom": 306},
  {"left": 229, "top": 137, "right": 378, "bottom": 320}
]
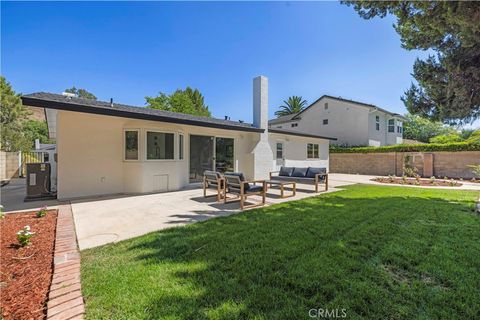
[
  {"left": 21, "top": 76, "right": 336, "bottom": 200},
  {"left": 269, "top": 95, "right": 405, "bottom": 147}
]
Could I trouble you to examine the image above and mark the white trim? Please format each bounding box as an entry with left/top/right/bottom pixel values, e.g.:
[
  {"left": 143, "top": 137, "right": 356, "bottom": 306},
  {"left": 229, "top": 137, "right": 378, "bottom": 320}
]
[{"left": 123, "top": 129, "right": 140, "bottom": 161}]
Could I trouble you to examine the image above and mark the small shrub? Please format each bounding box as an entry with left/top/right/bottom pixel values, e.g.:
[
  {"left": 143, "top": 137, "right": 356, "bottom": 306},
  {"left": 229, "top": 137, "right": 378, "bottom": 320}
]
[
  {"left": 403, "top": 167, "right": 418, "bottom": 178},
  {"left": 17, "top": 225, "right": 35, "bottom": 247},
  {"left": 388, "top": 175, "right": 395, "bottom": 182},
  {"left": 402, "top": 175, "right": 407, "bottom": 183},
  {"left": 414, "top": 181, "right": 420, "bottom": 186},
  {"left": 449, "top": 179, "right": 456, "bottom": 187},
  {"left": 0, "top": 206, "right": 4, "bottom": 220},
  {"left": 36, "top": 205, "right": 48, "bottom": 218},
  {"left": 430, "top": 176, "right": 436, "bottom": 184},
  {"left": 468, "top": 164, "right": 480, "bottom": 178}
]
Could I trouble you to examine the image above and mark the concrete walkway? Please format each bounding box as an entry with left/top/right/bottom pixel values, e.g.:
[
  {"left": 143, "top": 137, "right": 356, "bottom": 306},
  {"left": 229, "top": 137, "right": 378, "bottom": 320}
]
[{"left": 71, "top": 179, "right": 355, "bottom": 250}]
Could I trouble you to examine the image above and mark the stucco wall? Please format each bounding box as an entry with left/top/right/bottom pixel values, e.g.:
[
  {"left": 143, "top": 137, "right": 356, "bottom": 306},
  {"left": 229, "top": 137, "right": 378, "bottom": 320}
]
[{"left": 330, "top": 151, "right": 480, "bottom": 178}]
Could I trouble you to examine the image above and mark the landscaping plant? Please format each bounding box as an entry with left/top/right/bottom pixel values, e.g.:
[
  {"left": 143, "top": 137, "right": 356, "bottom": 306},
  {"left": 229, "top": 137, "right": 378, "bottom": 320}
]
[
  {"left": 16, "top": 225, "right": 35, "bottom": 247},
  {"left": 36, "top": 205, "right": 48, "bottom": 218}
]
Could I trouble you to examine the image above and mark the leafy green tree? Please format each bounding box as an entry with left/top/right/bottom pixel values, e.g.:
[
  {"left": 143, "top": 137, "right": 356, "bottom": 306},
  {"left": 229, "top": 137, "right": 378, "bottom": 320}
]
[
  {"left": 274, "top": 96, "right": 308, "bottom": 117},
  {"left": 0, "top": 76, "right": 31, "bottom": 151},
  {"left": 145, "top": 87, "right": 211, "bottom": 117},
  {"left": 65, "top": 86, "right": 97, "bottom": 100},
  {"left": 403, "top": 114, "right": 456, "bottom": 143},
  {"left": 429, "top": 134, "right": 462, "bottom": 144},
  {"left": 23, "top": 120, "right": 52, "bottom": 148},
  {"left": 343, "top": 1, "right": 480, "bottom": 124}
]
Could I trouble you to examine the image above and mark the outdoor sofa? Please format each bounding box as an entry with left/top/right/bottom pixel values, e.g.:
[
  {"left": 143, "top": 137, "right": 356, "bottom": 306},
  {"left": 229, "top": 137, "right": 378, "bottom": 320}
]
[{"left": 269, "top": 166, "right": 328, "bottom": 192}]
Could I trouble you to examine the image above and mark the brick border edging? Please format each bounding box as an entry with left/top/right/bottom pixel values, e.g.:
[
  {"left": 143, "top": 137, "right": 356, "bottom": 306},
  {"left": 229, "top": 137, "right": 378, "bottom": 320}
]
[{"left": 46, "top": 203, "right": 85, "bottom": 320}]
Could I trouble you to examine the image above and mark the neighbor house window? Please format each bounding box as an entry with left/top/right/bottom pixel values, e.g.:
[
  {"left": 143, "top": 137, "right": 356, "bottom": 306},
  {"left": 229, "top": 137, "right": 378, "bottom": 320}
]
[
  {"left": 178, "top": 134, "right": 184, "bottom": 160},
  {"left": 124, "top": 130, "right": 139, "bottom": 160},
  {"left": 323, "top": 119, "right": 328, "bottom": 125},
  {"left": 146, "top": 131, "right": 174, "bottom": 160},
  {"left": 324, "top": 103, "right": 328, "bottom": 110},
  {"left": 276, "top": 142, "right": 283, "bottom": 159},
  {"left": 388, "top": 119, "right": 395, "bottom": 133},
  {"left": 307, "top": 143, "right": 319, "bottom": 159},
  {"left": 375, "top": 115, "right": 380, "bottom": 131},
  {"left": 291, "top": 123, "right": 298, "bottom": 127}
]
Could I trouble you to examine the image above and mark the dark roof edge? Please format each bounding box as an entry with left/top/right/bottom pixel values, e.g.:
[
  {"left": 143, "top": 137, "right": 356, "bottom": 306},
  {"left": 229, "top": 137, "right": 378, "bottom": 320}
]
[
  {"left": 21, "top": 96, "right": 264, "bottom": 133},
  {"left": 292, "top": 95, "right": 406, "bottom": 120},
  {"left": 269, "top": 129, "right": 337, "bottom": 141}
]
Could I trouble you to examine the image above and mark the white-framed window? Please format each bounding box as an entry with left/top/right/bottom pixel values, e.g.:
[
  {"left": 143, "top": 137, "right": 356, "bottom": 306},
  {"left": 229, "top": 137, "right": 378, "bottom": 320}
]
[
  {"left": 276, "top": 142, "right": 283, "bottom": 159},
  {"left": 375, "top": 115, "right": 380, "bottom": 131},
  {"left": 124, "top": 130, "right": 139, "bottom": 161},
  {"left": 307, "top": 143, "right": 319, "bottom": 159},
  {"left": 146, "top": 131, "right": 175, "bottom": 160},
  {"left": 323, "top": 119, "right": 328, "bottom": 125},
  {"left": 388, "top": 119, "right": 395, "bottom": 133},
  {"left": 397, "top": 126, "right": 403, "bottom": 134},
  {"left": 178, "top": 133, "right": 184, "bottom": 160}
]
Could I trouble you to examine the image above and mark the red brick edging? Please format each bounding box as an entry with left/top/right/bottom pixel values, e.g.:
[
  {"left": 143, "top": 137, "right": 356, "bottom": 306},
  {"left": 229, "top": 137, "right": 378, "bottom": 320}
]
[{"left": 46, "top": 204, "right": 85, "bottom": 319}]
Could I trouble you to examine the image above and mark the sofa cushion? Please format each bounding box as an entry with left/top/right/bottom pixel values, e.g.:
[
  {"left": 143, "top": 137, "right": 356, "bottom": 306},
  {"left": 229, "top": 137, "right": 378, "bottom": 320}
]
[
  {"left": 279, "top": 166, "right": 294, "bottom": 177},
  {"left": 247, "top": 185, "right": 264, "bottom": 193},
  {"left": 225, "top": 172, "right": 249, "bottom": 191},
  {"left": 306, "top": 167, "right": 326, "bottom": 178},
  {"left": 292, "top": 167, "right": 308, "bottom": 177}
]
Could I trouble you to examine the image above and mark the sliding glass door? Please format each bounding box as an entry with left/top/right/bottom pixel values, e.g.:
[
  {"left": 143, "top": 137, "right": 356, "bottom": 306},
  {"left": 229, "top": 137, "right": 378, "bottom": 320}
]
[{"left": 189, "top": 135, "right": 234, "bottom": 183}]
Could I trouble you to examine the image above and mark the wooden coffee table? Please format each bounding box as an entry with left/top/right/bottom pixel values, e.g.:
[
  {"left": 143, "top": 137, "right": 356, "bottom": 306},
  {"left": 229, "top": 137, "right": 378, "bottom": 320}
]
[{"left": 265, "top": 180, "right": 296, "bottom": 198}]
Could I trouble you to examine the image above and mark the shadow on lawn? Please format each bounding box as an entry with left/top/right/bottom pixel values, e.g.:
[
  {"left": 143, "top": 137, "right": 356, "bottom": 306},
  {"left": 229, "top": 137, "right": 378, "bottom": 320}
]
[{"left": 126, "top": 192, "right": 479, "bottom": 319}]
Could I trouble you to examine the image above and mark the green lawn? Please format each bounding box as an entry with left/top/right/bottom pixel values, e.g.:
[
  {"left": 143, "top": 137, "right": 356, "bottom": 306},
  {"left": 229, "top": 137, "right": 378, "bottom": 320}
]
[{"left": 81, "top": 185, "right": 480, "bottom": 319}]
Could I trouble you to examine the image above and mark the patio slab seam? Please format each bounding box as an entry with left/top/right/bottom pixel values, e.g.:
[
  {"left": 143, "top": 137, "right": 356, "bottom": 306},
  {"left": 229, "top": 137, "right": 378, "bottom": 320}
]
[{"left": 47, "top": 203, "right": 85, "bottom": 320}]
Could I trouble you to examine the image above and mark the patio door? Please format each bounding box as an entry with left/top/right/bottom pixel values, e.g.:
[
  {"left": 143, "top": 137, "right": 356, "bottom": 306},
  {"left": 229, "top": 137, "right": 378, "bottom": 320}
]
[
  {"left": 189, "top": 135, "right": 235, "bottom": 183},
  {"left": 189, "top": 135, "right": 214, "bottom": 183}
]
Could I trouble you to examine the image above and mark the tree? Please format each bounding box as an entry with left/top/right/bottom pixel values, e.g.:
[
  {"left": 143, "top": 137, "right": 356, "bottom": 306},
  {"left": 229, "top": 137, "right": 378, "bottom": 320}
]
[
  {"left": 403, "top": 114, "right": 457, "bottom": 143},
  {"left": 65, "top": 86, "right": 97, "bottom": 100},
  {"left": 342, "top": 1, "right": 480, "bottom": 124},
  {"left": 0, "top": 76, "right": 31, "bottom": 151},
  {"left": 274, "top": 96, "right": 308, "bottom": 117},
  {"left": 23, "top": 120, "right": 52, "bottom": 148},
  {"left": 145, "top": 87, "right": 211, "bottom": 117}
]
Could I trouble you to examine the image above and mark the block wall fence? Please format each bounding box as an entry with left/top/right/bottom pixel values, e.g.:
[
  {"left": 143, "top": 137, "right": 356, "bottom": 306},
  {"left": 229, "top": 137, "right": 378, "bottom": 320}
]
[{"left": 330, "top": 151, "right": 480, "bottom": 179}]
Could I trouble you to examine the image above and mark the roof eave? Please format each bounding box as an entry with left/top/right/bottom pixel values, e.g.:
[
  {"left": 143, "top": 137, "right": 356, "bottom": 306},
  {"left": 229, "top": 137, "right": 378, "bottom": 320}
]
[
  {"left": 21, "top": 96, "right": 264, "bottom": 133},
  {"left": 269, "top": 129, "right": 337, "bottom": 141}
]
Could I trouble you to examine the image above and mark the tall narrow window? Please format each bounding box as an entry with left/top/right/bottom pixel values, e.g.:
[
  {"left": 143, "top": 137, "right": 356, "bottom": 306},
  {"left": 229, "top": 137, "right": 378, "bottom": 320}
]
[
  {"left": 179, "top": 134, "right": 184, "bottom": 160},
  {"left": 146, "top": 131, "right": 174, "bottom": 160},
  {"left": 307, "top": 143, "right": 319, "bottom": 159},
  {"left": 388, "top": 119, "right": 395, "bottom": 133},
  {"left": 324, "top": 103, "right": 328, "bottom": 110},
  {"left": 125, "top": 130, "right": 139, "bottom": 160},
  {"left": 276, "top": 142, "right": 283, "bottom": 159},
  {"left": 375, "top": 115, "right": 380, "bottom": 131}
]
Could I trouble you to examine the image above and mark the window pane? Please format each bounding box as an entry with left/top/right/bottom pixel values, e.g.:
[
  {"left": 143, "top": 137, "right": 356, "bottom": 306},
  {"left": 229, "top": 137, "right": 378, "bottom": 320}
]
[
  {"left": 147, "top": 132, "right": 174, "bottom": 160},
  {"left": 307, "top": 143, "right": 313, "bottom": 158},
  {"left": 323, "top": 119, "right": 328, "bottom": 125},
  {"left": 314, "top": 144, "right": 319, "bottom": 158},
  {"left": 376, "top": 123, "right": 380, "bottom": 131},
  {"left": 125, "top": 131, "right": 138, "bottom": 160},
  {"left": 179, "top": 134, "right": 184, "bottom": 160},
  {"left": 276, "top": 143, "right": 283, "bottom": 159}
]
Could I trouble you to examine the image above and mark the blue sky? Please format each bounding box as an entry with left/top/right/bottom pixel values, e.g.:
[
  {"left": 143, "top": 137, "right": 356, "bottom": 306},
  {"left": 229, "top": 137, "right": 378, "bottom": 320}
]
[{"left": 2, "top": 1, "right": 430, "bottom": 124}]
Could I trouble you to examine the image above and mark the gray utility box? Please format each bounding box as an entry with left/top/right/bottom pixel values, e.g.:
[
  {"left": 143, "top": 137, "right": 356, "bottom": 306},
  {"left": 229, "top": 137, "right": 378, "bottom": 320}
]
[{"left": 26, "top": 162, "right": 51, "bottom": 199}]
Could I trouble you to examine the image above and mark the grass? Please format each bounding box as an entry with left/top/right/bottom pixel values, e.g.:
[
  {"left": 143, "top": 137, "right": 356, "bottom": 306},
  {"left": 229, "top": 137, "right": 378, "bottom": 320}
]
[{"left": 81, "top": 185, "right": 480, "bottom": 319}]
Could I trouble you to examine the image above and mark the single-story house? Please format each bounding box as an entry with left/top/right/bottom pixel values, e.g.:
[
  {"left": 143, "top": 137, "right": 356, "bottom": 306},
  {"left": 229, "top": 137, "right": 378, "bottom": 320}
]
[{"left": 21, "top": 76, "right": 336, "bottom": 200}]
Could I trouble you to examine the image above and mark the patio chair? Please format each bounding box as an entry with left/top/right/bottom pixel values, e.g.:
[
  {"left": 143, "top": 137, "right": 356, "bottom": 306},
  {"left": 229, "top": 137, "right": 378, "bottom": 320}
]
[
  {"left": 223, "top": 172, "right": 266, "bottom": 210},
  {"left": 203, "top": 170, "right": 225, "bottom": 202}
]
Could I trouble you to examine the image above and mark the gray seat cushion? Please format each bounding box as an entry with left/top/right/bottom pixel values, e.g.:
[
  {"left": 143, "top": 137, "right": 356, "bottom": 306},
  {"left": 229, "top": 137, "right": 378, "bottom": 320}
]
[
  {"left": 306, "top": 167, "right": 326, "bottom": 178},
  {"left": 279, "top": 166, "right": 294, "bottom": 177},
  {"left": 292, "top": 167, "right": 308, "bottom": 177},
  {"left": 247, "top": 185, "right": 264, "bottom": 193}
]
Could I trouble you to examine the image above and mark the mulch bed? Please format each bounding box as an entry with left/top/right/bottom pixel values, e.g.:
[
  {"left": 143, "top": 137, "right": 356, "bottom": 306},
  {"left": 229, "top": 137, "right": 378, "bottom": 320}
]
[
  {"left": 1, "top": 210, "right": 58, "bottom": 319},
  {"left": 373, "top": 177, "right": 462, "bottom": 187}
]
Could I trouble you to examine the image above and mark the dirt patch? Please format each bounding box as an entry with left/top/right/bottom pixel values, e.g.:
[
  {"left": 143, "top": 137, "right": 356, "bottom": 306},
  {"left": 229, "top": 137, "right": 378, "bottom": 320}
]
[
  {"left": 373, "top": 177, "right": 462, "bottom": 187},
  {"left": 1, "top": 210, "right": 57, "bottom": 319}
]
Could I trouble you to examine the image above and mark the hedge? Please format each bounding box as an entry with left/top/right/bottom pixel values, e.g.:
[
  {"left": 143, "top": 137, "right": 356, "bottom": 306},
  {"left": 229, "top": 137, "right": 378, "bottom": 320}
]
[{"left": 330, "top": 141, "right": 480, "bottom": 153}]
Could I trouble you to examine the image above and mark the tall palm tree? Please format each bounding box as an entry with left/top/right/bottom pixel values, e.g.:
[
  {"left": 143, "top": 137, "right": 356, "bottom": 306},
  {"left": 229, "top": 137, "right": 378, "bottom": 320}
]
[{"left": 274, "top": 96, "right": 308, "bottom": 117}]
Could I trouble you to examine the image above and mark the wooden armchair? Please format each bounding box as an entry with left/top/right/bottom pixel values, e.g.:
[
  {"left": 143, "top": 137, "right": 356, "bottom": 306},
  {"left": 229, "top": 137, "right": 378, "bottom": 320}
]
[
  {"left": 223, "top": 173, "right": 266, "bottom": 210},
  {"left": 203, "top": 171, "right": 225, "bottom": 202}
]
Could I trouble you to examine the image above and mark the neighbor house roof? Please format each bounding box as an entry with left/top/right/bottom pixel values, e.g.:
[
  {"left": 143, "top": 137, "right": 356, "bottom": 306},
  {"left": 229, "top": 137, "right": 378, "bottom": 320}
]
[
  {"left": 269, "top": 128, "right": 337, "bottom": 141},
  {"left": 21, "top": 92, "right": 264, "bottom": 133},
  {"left": 269, "top": 94, "right": 406, "bottom": 124}
]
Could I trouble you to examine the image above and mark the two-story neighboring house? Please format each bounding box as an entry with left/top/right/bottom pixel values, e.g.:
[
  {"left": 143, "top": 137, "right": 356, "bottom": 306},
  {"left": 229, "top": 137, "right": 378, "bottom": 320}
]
[{"left": 269, "top": 95, "right": 405, "bottom": 146}]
